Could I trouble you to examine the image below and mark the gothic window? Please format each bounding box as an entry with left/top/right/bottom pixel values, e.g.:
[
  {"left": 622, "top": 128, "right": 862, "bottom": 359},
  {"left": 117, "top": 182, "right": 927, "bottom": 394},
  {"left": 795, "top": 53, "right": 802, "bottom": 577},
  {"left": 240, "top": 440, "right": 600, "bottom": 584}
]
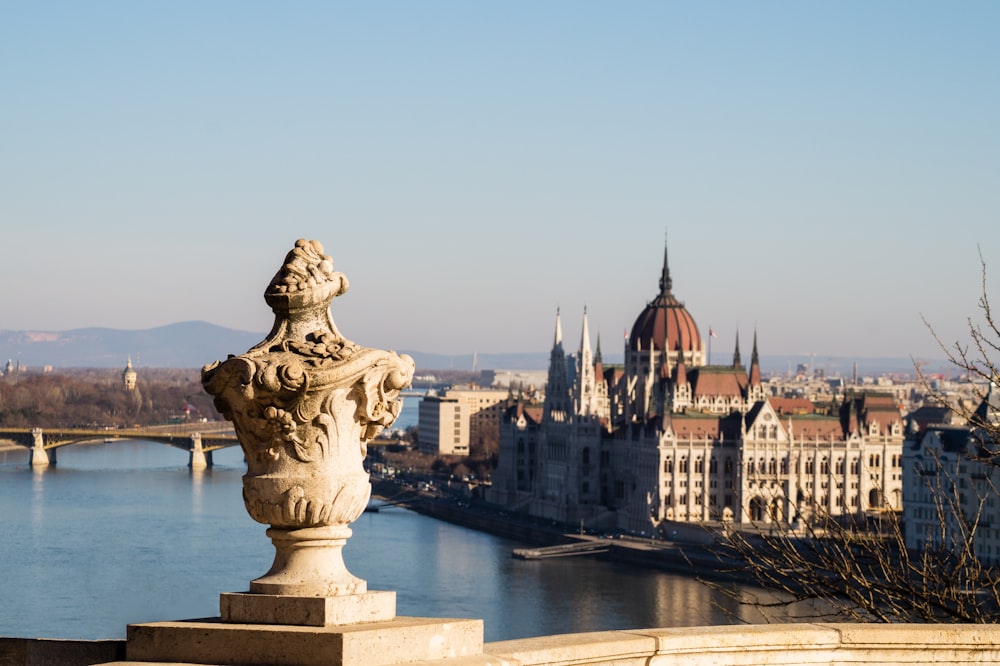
[
  {"left": 821, "top": 457, "right": 830, "bottom": 475},
  {"left": 695, "top": 457, "right": 703, "bottom": 474},
  {"left": 780, "top": 457, "right": 788, "bottom": 474},
  {"left": 725, "top": 457, "right": 733, "bottom": 474},
  {"left": 806, "top": 458, "right": 815, "bottom": 475},
  {"left": 664, "top": 458, "right": 673, "bottom": 473},
  {"left": 709, "top": 457, "right": 718, "bottom": 474},
  {"left": 768, "top": 458, "right": 777, "bottom": 475},
  {"left": 680, "top": 457, "right": 688, "bottom": 473}
]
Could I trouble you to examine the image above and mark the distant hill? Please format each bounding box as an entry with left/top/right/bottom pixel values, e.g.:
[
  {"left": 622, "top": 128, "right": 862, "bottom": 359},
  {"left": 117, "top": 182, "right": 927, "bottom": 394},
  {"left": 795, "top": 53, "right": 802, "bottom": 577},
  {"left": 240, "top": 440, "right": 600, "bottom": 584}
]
[
  {"left": 0, "top": 322, "right": 943, "bottom": 377},
  {"left": 0, "top": 322, "right": 264, "bottom": 369}
]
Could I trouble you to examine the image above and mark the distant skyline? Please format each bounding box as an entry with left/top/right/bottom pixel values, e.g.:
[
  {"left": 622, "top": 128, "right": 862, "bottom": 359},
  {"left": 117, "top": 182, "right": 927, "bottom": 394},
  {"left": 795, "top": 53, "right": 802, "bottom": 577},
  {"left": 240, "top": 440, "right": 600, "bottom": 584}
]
[{"left": 2, "top": 2, "right": 998, "bottom": 362}]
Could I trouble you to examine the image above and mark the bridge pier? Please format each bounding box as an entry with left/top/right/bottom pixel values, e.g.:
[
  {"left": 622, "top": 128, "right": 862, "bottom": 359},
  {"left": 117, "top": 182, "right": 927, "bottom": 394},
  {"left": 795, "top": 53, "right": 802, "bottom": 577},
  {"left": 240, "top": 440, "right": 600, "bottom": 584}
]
[
  {"left": 29, "top": 428, "right": 51, "bottom": 467},
  {"left": 188, "top": 433, "right": 211, "bottom": 470}
]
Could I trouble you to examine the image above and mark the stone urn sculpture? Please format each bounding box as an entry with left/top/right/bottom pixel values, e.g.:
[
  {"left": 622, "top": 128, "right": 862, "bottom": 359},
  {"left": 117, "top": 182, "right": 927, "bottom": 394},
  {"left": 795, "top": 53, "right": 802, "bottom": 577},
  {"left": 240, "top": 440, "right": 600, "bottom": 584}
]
[{"left": 202, "top": 239, "right": 414, "bottom": 599}]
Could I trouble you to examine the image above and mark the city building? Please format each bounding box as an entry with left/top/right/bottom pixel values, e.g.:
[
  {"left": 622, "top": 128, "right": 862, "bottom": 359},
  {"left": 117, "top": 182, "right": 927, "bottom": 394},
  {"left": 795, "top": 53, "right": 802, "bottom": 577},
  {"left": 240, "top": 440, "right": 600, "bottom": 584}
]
[
  {"left": 903, "top": 383, "right": 1000, "bottom": 564},
  {"left": 417, "top": 387, "right": 509, "bottom": 457},
  {"left": 490, "top": 243, "right": 905, "bottom": 533}
]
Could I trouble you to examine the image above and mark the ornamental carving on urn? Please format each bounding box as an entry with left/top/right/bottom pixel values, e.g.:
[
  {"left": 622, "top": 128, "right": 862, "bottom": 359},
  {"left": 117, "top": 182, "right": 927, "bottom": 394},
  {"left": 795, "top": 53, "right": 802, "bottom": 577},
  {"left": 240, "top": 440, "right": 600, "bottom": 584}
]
[{"left": 202, "top": 239, "right": 413, "bottom": 596}]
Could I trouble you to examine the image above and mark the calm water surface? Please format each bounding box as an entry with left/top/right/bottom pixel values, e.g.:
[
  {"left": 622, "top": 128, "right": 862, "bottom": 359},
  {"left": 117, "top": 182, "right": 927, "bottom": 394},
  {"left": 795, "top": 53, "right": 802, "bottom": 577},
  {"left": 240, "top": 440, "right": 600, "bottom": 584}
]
[{"left": 0, "top": 437, "right": 773, "bottom": 642}]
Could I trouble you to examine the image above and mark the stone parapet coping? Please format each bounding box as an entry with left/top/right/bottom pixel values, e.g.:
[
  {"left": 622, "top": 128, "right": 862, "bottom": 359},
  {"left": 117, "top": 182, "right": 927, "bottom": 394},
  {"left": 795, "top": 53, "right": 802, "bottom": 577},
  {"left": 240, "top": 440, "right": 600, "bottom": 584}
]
[
  {"left": 8, "top": 623, "right": 1000, "bottom": 665},
  {"left": 409, "top": 623, "right": 1000, "bottom": 666}
]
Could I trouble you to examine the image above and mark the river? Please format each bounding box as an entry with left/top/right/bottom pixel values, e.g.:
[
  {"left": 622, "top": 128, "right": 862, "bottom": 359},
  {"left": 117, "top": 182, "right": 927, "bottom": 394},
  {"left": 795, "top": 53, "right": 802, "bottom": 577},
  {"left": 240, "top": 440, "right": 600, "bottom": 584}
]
[{"left": 0, "top": 400, "right": 789, "bottom": 642}]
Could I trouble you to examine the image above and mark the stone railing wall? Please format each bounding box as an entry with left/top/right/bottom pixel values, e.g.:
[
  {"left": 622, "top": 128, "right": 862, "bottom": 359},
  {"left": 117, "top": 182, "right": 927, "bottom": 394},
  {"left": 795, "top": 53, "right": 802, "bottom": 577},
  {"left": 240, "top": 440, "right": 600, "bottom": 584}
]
[
  {"left": 8, "top": 623, "right": 1000, "bottom": 665},
  {"left": 411, "top": 623, "right": 1000, "bottom": 666},
  {"left": 0, "top": 637, "right": 125, "bottom": 665}
]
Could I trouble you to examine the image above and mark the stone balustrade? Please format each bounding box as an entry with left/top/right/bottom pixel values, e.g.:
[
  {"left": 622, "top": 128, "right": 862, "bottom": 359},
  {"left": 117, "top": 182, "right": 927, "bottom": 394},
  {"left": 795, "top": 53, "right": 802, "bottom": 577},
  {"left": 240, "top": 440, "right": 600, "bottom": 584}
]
[
  {"left": 412, "top": 623, "right": 1000, "bottom": 666},
  {"left": 6, "top": 623, "right": 1000, "bottom": 665}
]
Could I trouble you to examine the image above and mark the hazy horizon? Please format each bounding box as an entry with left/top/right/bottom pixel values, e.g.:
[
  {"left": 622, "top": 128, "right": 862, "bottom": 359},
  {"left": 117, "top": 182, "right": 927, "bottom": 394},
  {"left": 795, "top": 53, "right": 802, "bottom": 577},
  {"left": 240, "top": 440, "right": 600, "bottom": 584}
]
[{"left": 0, "top": 321, "right": 954, "bottom": 378}]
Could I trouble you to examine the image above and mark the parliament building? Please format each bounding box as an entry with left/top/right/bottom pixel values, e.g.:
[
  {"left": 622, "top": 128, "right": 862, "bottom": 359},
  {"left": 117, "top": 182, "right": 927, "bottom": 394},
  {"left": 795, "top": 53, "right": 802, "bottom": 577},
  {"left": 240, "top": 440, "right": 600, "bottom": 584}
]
[{"left": 489, "top": 245, "right": 904, "bottom": 534}]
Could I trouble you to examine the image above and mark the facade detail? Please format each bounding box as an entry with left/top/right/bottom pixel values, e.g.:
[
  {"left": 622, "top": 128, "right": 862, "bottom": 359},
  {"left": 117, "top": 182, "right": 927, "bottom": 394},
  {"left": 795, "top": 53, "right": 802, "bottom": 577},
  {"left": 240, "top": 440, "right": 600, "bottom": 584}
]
[
  {"left": 903, "top": 383, "right": 1000, "bottom": 564},
  {"left": 202, "top": 238, "right": 414, "bottom": 598},
  {"left": 490, "top": 243, "right": 905, "bottom": 533}
]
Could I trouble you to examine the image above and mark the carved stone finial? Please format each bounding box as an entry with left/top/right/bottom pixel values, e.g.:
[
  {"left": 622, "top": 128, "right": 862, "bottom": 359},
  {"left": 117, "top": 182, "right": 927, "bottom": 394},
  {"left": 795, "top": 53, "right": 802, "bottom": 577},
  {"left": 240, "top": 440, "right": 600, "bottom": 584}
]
[{"left": 202, "top": 239, "right": 414, "bottom": 598}]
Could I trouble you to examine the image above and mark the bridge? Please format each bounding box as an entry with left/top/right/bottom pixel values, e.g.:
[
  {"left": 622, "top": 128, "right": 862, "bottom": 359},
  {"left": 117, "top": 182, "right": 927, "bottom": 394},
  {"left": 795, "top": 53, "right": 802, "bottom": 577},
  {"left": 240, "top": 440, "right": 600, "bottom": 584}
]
[
  {"left": 0, "top": 422, "right": 239, "bottom": 470},
  {"left": 0, "top": 422, "right": 410, "bottom": 469}
]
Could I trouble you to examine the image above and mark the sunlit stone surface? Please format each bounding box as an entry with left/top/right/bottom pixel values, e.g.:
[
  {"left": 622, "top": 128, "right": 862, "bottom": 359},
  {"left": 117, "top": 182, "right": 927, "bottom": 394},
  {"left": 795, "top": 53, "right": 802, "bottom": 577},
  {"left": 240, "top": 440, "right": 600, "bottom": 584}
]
[{"left": 202, "top": 239, "right": 414, "bottom": 599}]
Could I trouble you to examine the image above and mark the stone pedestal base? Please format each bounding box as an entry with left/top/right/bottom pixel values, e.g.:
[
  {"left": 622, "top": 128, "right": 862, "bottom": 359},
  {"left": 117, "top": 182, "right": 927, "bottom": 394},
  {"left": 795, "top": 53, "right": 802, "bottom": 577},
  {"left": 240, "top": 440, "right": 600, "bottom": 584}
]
[
  {"left": 122, "top": 615, "right": 484, "bottom": 666},
  {"left": 221, "top": 590, "right": 396, "bottom": 626}
]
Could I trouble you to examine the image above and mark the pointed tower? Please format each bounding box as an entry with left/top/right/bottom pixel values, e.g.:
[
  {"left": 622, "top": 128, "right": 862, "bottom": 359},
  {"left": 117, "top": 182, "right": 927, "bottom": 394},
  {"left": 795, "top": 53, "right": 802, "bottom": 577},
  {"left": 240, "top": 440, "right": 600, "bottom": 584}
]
[
  {"left": 673, "top": 340, "right": 692, "bottom": 411},
  {"left": 544, "top": 309, "right": 570, "bottom": 423},
  {"left": 747, "top": 330, "right": 765, "bottom": 403},
  {"left": 573, "top": 307, "right": 598, "bottom": 417},
  {"left": 592, "top": 334, "right": 612, "bottom": 424},
  {"left": 594, "top": 334, "right": 604, "bottom": 381},
  {"left": 843, "top": 394, "right": 860, "bottom": 437},
  {"left": 732, "top": 331, "right": 742, "bottom": 368}
]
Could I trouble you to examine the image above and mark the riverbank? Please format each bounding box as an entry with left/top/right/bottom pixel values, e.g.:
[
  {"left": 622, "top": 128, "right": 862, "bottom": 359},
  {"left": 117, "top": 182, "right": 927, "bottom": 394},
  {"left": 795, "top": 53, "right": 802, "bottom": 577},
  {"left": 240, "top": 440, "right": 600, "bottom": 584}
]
[
  {"left": 0, "top": 440, "right": 22, "bottom": 452},
  {"left": 370, "top": 478, "right": 744, "bottom": 581}
]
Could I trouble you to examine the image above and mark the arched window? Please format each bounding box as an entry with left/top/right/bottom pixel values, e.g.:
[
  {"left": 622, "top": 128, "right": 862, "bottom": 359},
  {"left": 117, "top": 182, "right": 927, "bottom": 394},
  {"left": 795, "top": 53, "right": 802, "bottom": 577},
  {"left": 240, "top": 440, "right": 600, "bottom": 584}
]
[
  {"left": 680, "top": 457, "right": 688, "bottom": 474},
  {"left": 709, "top": 457, "right": 718, "bottom": 474},
  {"left": 695, "top": 457, "right": 704, "bottom": 474}
]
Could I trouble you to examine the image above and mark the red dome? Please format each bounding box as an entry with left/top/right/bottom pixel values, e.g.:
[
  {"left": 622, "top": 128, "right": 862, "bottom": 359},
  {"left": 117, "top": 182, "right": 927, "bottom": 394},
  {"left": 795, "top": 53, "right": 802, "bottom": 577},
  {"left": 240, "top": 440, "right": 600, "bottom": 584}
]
[{"left": 628, "top": 248, "right": 702, "bottom": 353}]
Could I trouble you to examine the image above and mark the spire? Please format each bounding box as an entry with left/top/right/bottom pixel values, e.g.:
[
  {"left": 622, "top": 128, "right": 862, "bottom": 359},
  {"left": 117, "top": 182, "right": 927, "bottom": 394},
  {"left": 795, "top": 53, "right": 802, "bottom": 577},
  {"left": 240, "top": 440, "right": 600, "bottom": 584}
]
[
  {"left": 749, "top": 330, "right": 761, "bottom": 386},
  {"left": 594, "top": 334, "right": 604, "bottom": 378},
  {"left": 659, "top": 296, "right": 671, "bottom": 379},
  {"left": 659, "top": 234, "right": 673, "bottom": 296},
  {"left": 544, "top": 308, "right": 569, "bottom": 422},
  {"left": 732, "top": 331, "right": 742, "bottom": 368},
  {"left": 674, "top": 340, "right": 688, "bottom": 386},
  {"left": 580, "top": 306, "right": 592, "bottom": 360}
]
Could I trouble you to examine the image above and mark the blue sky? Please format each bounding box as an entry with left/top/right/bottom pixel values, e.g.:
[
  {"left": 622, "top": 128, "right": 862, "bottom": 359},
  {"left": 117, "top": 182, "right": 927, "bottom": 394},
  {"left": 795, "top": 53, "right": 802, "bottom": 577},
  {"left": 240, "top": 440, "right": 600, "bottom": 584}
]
[{"left": 2, "top": 2, "right": 998, "bottom": 361}]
